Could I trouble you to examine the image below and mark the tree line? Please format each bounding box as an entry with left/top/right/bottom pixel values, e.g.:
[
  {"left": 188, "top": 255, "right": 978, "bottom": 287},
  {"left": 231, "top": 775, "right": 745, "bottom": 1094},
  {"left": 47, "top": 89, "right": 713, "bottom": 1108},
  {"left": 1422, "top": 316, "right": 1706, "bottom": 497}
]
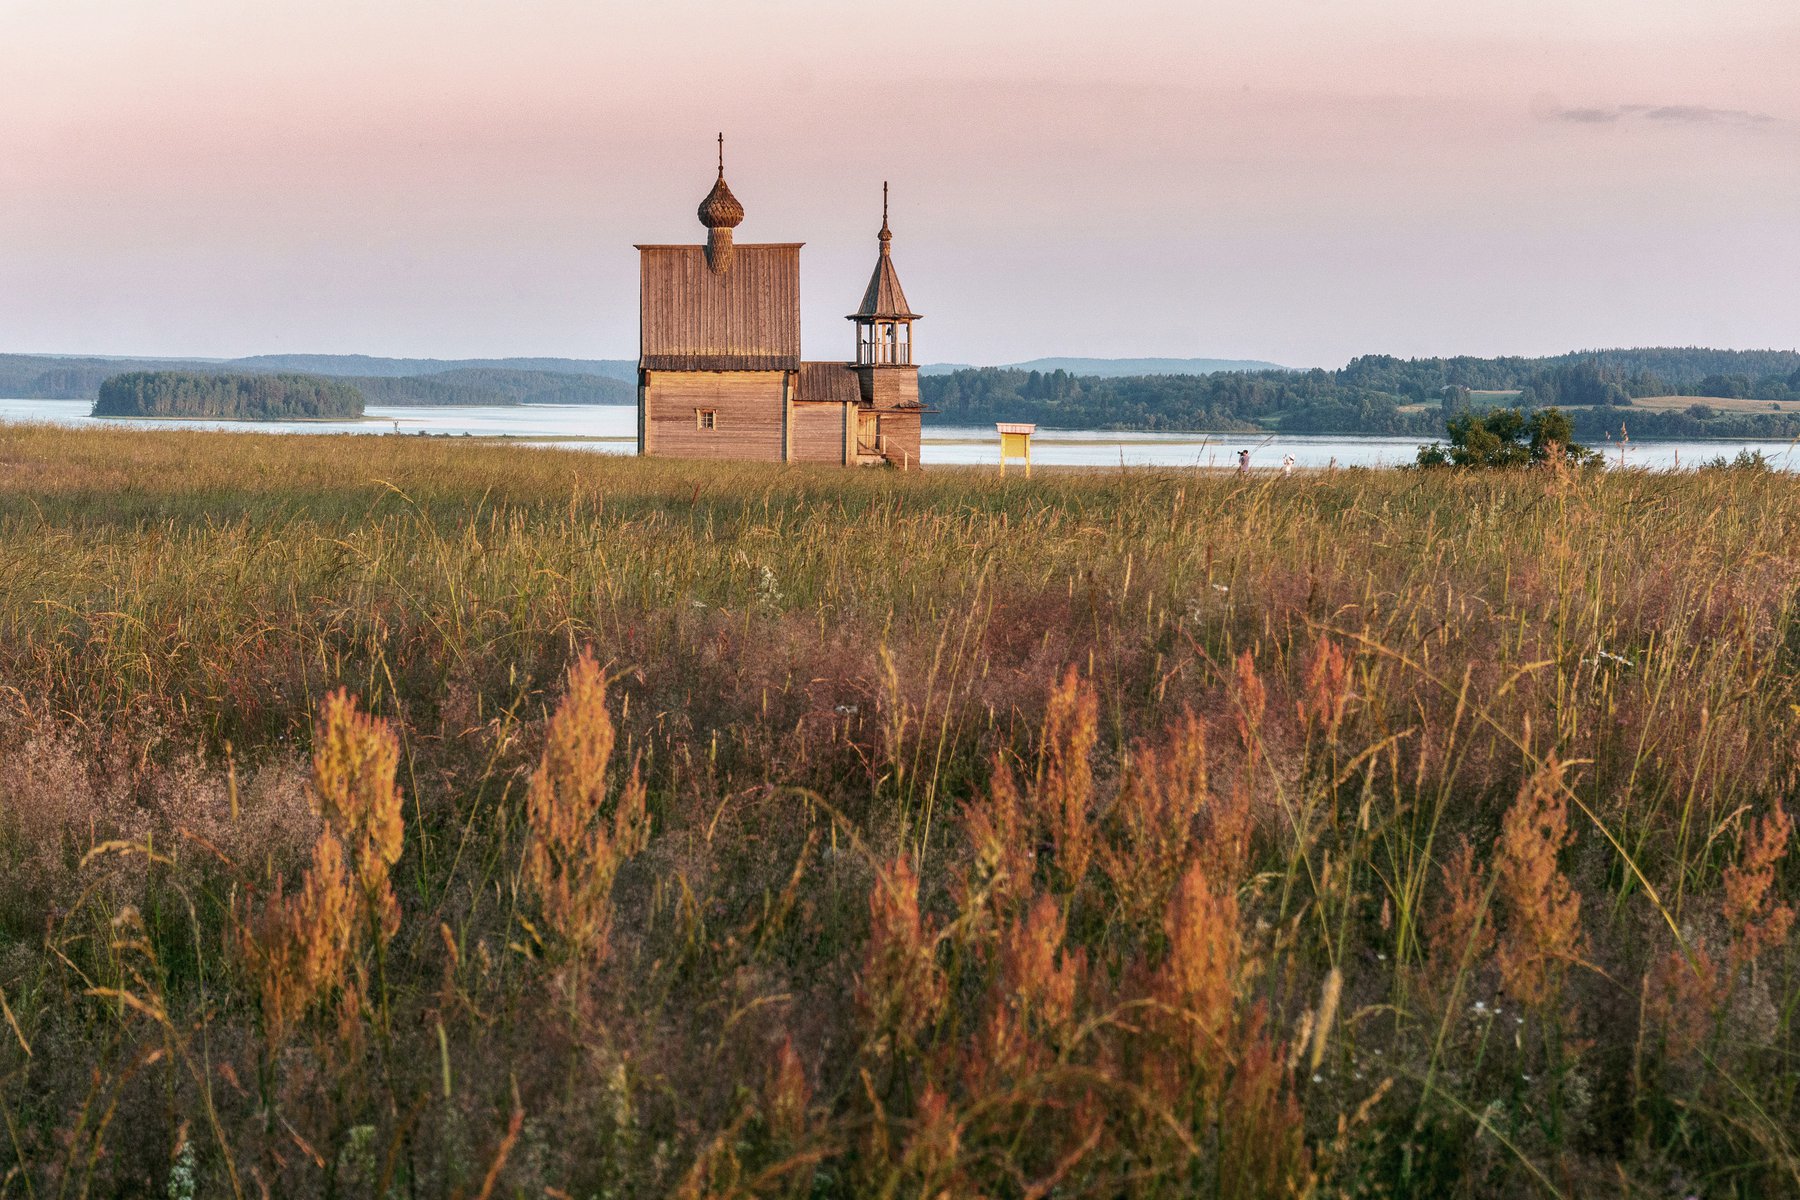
[
  {"left": 93, "top": 372, "right": 365, "bottom": 420},
  {"left": 919, "top": 367, "right": 1441, "bottom": 435},
  {"left": 920, "top": 347, "right": 1800, "bottom": 435}
]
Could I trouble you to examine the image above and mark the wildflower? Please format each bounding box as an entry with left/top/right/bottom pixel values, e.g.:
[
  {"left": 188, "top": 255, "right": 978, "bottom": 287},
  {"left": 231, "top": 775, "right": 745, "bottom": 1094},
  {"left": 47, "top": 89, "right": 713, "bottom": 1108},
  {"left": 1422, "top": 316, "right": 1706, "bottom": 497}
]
[
  {"left": 1217, "top": 1014, "right": 1311, "bottom": 1196},
  {"left": 901, "top": 1085, "right": 963, "bottom": 1193},
  {"left": 756, "top": 563, "right": 783, "bottom": 605}
]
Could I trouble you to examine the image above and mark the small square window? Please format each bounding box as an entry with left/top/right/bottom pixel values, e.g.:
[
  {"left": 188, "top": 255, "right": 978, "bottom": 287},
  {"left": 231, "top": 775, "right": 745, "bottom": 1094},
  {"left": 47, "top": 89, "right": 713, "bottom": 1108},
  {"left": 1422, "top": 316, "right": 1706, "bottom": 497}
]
[{"left": 697, "top": 409, "right": 717, "bottom": 430}]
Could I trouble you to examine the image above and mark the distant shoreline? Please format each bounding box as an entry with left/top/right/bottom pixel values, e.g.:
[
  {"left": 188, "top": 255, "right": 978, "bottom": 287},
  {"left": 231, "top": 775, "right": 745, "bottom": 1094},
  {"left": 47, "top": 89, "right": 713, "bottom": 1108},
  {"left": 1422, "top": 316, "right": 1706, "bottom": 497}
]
[{"left": 5, "top": 401, "right": 1798, "bottom": 444}]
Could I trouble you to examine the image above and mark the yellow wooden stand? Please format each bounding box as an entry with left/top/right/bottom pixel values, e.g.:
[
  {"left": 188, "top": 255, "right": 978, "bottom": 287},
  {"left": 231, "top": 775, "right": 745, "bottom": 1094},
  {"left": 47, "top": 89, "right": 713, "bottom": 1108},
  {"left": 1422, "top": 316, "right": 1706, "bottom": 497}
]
[{"left": 996, "top": 422, "right": 1036, "bottom": 477}]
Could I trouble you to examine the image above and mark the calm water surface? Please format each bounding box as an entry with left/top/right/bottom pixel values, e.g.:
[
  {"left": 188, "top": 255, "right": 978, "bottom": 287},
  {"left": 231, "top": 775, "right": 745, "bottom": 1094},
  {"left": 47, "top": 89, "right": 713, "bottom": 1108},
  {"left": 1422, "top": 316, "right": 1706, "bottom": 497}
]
[{"left": 4, "top": 398, "right": 1796, "bottom": 471}]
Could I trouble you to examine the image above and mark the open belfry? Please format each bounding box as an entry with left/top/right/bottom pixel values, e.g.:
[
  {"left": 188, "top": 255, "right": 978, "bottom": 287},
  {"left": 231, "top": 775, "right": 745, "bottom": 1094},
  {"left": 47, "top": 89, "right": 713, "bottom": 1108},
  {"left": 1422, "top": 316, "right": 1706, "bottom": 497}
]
[{"left": 636, "top": 137, "right": 925, "bottom": 466}]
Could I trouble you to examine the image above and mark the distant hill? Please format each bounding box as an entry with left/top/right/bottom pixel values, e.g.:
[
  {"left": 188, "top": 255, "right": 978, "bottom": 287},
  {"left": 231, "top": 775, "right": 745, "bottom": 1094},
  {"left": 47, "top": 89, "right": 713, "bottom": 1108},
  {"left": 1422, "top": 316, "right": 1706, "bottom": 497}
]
[
  {"left": 920, "top": 357, "right": 1288, "bottom": 377},
  {"left": 1, "top": 353, "right": 634, "bottom": 408},
  {"left": 94, "top": 371, "right": 364, "bottom": 420},
  {"left": 229, "top": 354, "right": 639, "bottom": 382}
]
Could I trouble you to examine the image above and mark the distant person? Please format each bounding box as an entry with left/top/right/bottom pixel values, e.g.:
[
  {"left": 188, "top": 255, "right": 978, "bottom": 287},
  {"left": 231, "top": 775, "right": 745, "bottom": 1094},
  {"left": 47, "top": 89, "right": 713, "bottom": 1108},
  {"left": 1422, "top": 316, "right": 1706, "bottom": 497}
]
[
  {"left": 1282, "top": 453, "right": 1296, "bottom": 476},
  {"left": 1237, "top": 449, "right": 1250, "bottom": 475}
]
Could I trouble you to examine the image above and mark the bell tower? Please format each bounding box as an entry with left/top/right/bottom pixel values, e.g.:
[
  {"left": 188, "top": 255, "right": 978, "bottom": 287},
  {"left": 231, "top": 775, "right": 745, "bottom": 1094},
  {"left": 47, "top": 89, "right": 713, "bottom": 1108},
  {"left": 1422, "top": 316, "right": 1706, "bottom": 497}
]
[{"left": 848, "top": 184, "right": 922, "bottom": 415}]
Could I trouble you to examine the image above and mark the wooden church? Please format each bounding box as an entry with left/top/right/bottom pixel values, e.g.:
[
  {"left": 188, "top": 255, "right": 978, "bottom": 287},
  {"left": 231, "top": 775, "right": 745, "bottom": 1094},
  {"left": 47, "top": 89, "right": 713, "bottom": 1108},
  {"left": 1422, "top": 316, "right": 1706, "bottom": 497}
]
[{"left": 635, "top": 139, "right": 925, "bottom": 467}]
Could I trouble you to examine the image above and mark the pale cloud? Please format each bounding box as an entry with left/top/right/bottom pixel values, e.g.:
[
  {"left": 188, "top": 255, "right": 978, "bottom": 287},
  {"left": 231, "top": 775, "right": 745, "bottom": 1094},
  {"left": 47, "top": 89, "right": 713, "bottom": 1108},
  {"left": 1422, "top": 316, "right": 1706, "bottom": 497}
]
[{"left": 1545, "top": 103, "right": 1785, "bottom": 127}]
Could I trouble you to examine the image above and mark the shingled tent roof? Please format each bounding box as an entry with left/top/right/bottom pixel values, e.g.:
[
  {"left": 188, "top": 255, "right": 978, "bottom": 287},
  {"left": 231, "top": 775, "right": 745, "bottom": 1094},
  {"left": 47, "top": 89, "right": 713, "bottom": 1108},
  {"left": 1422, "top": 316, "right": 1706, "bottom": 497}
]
[{"left": 849, "top": 185, "right": 920, "bottom": 321}]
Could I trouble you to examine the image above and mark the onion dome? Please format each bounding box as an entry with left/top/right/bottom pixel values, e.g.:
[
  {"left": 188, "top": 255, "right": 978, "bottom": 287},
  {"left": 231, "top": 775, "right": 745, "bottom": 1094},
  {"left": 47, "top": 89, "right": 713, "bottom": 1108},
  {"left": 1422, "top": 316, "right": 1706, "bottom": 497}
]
[
  {"left": 697, "top": 173, "right": 744, "bottom": 230},
  {"left": 699, "top": 133, "right": 742, "bottom": 273}
]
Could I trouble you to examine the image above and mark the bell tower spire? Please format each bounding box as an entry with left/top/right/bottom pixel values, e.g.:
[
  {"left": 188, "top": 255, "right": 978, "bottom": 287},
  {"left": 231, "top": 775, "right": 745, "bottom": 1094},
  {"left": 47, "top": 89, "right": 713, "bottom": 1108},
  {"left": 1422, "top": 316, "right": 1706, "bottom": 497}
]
[{"left": 849, "top": 181, "right": 920, "bottom": 365}]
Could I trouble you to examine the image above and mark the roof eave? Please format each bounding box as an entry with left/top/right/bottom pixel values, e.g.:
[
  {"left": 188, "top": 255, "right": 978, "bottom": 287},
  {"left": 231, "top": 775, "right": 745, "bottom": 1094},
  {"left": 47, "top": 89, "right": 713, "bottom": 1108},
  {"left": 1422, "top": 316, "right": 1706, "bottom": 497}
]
[{"left": 635, "top": 242, "right": 806, "bottom": 250}]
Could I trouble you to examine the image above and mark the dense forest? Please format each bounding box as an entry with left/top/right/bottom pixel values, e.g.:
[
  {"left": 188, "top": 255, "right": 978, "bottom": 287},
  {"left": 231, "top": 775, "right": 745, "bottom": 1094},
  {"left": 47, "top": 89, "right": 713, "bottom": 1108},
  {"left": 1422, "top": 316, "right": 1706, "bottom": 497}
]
[
  {"left": 922, "top": 347, "right": 1800, "bottom": 436},
  {"left": 93, "top": 372, "right": 365, "bottom": 419},
  {"left": 350, "top": 368, "right": 633, "bottom": 406}
]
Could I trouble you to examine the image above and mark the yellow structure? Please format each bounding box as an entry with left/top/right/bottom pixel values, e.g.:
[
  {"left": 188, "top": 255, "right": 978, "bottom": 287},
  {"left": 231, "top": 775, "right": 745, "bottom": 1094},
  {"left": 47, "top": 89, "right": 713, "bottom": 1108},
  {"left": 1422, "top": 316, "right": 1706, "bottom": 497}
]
[{"left": 996, "top": 422, "right": 1036, "bottom": 477}]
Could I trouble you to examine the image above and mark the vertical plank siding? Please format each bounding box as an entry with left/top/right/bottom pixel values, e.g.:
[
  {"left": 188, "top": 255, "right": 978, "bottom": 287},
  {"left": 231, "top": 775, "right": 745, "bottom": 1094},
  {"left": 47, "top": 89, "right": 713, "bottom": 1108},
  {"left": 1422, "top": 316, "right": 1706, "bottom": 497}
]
[{"left": 638, "top": 244, "right": 803, "bottom": 370}]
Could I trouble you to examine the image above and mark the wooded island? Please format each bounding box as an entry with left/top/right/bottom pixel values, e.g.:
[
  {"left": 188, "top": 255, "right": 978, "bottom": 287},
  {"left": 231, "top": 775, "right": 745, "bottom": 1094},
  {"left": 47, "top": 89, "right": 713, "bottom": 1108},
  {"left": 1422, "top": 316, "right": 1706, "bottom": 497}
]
[{"left": 93, "top": 371, "right": 365, "bottom": 420}]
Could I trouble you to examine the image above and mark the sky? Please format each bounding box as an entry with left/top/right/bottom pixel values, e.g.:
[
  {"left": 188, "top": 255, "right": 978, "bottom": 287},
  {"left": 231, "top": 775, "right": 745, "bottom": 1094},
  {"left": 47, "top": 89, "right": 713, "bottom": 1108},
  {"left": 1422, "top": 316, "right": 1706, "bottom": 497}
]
[{"left": 2, "top": 0, "right": 1797, "bottom": 368}]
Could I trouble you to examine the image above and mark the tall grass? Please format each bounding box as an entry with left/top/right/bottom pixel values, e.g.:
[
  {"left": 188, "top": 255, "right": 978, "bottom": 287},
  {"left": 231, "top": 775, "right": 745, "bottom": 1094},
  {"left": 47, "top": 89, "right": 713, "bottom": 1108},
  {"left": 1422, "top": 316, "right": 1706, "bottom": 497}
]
[{"left": 0, "top": 422, "right": 1797, "bottom": 1195}]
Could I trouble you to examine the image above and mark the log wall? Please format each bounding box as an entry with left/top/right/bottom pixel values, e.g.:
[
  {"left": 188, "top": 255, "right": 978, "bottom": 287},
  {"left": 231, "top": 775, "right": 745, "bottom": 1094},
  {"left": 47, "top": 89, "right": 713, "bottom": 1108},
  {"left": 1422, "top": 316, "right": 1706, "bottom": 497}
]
[
  {"left": 856, "top": 365, "right": 921, "bottom": 408},
  {"left": 791, "top": 402, "right": 849, "bottom": 465},
  {"left": 643, "top": 370, "right": 788, "bottom": 462}
]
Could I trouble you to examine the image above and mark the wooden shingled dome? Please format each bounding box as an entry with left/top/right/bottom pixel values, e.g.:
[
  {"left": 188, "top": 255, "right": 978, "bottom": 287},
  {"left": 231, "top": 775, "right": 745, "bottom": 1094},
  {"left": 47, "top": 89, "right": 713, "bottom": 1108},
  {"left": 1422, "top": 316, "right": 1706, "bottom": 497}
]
[{"left": 697, "top": 176, "right": 744, "bottom": 230}]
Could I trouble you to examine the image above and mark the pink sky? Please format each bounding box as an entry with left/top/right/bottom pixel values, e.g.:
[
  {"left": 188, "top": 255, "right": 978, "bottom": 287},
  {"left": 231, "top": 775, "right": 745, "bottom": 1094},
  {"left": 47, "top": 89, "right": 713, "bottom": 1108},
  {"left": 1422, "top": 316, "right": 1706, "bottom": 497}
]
[{"left": 2, "top": 0, "right": 1796, "bottom": 367}]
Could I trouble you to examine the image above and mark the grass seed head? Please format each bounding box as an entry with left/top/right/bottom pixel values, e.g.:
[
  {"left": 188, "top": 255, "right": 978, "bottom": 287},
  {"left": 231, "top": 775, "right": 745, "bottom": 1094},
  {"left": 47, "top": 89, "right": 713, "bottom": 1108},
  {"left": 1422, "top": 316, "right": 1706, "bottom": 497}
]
[
  {"left": 1039, "top": 667, "right": 1099, "bottom": 891},
  {"left": 1723, "top": 800, "right": 1795, "bottom": 970},
  {"left": 858, "top": 854, "right": 945, "bottom": 1054},
  {"left": 1494, "top": 757, "right": 1585, "bottom": 1011},
  {"left": 521, "top": 649, "right": 648, "bottom": 969},
  {"left": 1160, "top": 862, "right": 1243, "bottom": 1052}
]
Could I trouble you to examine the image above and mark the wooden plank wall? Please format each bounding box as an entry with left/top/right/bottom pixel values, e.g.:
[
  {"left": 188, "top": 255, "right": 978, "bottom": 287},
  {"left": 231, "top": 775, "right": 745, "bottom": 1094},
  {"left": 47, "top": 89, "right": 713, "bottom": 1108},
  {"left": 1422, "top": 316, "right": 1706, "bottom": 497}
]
[
  {"left": 638, "top": 245, "right": 802, "bottom": 368},
  {"left": 791, "top": 403, "right": 848, "bottom": 464},
  {"left": 643, "top": 370, "right": 787, "bottom": 462}
]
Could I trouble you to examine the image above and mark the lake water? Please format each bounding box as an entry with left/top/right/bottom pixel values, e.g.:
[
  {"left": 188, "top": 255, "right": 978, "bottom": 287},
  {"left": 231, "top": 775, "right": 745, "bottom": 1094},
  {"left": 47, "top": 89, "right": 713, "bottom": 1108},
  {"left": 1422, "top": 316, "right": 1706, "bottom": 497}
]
[{"left": 4, "top": 398, "right": 1797, "bottom": 471}]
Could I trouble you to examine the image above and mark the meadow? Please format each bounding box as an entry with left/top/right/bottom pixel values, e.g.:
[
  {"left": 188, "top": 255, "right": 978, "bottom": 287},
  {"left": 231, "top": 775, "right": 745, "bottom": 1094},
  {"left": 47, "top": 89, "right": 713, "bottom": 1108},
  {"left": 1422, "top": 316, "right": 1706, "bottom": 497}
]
[{"left": 0, "top": 424, "right": 1797, "bottom": 1197}]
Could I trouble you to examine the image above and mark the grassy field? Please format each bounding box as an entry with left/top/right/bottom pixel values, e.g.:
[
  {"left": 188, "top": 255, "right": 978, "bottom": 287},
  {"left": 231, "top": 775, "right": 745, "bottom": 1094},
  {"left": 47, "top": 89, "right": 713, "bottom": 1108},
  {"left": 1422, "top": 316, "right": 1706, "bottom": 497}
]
[
  {"left": 1623, "top": 395, "right": 1800, "bottom": 414},
  {"left": 2, "top": 424, "right": 1798, "bottom": 1197}
]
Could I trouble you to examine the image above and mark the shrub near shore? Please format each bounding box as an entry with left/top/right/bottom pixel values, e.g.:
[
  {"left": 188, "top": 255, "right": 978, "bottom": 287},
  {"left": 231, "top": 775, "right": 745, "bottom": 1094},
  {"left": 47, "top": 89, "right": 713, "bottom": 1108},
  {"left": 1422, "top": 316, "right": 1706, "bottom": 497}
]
[{"left": 1, "top": 424, "right": 1797, "bottom": 1196}]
